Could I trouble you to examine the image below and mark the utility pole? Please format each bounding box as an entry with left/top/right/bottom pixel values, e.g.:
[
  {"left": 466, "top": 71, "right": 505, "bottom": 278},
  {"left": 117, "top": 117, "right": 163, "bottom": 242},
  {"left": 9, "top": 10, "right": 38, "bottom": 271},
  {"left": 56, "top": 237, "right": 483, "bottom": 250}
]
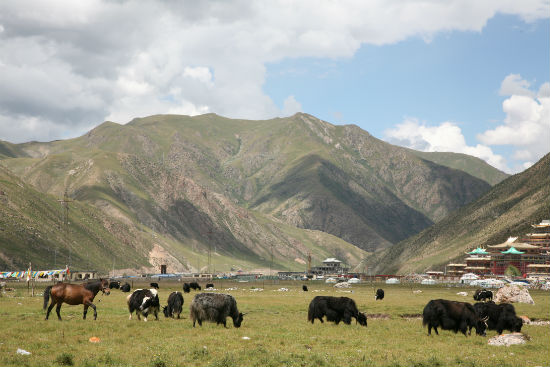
[
  {"left": 202, "top": 230, "right": 213, "bottom": 275},
  {"left": 270, "top": 244, "right": 273, "bottom": 278},
  {"left": 57, "top": 188, "right": 72, "bottom": 268}
]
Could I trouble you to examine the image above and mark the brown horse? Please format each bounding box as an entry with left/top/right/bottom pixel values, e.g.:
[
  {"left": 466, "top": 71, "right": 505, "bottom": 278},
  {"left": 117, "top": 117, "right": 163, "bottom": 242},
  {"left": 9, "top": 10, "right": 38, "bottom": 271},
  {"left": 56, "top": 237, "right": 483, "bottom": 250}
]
[{"left": 43, "top": 279, "right": 110, "bottom": 320}]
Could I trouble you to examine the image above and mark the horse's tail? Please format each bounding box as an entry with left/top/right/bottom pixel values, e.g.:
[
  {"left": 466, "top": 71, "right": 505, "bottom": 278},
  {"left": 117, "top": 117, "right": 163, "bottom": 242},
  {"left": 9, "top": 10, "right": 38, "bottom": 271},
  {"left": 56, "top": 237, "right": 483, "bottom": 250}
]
[{"left": 43, "top": 286, "right": 53, "bottom": 310}]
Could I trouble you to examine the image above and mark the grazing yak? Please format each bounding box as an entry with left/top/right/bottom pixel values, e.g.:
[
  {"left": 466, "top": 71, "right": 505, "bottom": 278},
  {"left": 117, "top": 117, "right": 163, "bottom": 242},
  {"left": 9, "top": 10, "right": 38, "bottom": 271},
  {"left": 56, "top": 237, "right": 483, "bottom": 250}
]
[
  {"left": 473, "top": 301, "right": 523, "bottom": 334},
  {"left": 127, "top": 289, "right": 160, "bottom": 322},
  {"left": 375, "top": 289, "right": 384, "bottom": 300},
  {"left": 422, "top": 299, "right": 487, "bottom": 336},
  {"left": 473, "top": 289, "right": 493, "bottom": 302},
  {"left": 206, "top": 283, "right": 214, "bottom": 289},
  {"left": 189, "top": 282, "right": 202, "bottom": 291},
  {"left": 190, "top": 293, "right": 243, "bottom": 328},
  {"left": 120, "top": 282, "right": 131, "bottom": 292},
  {"left": 308, "top": 296, "right": 367, "bottom": 326},
  {"left": 163, "top": 291, "right": 184, "bottom": 319},
  {"left": 109, "top": 281, "right": 120, "bottom": 289},
  {"left": 303, "top": 285, "right": 308, "bottom": 292},
  {"left": 183, "top": 283, "right": 191, "bottom": 293},
  {"left": 150, "top": 282, "right": 159, "bottom": 289}
]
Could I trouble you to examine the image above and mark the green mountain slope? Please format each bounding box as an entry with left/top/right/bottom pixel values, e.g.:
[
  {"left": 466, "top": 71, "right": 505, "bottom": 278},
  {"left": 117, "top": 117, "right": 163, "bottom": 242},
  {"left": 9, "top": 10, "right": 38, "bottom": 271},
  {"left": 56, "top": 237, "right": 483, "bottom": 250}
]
[
  {"left": 368, "top": 153, "right": 550, "bottom": 274},
  {"left": 0, "top": 164, "right": 154, "bottom": 271},
  {"left": 1, "top": 113, "right": 493, "bottom": 270},
  {"left": 0, "top": 162, "right": 368, "bottom": 272},
  {"left": 0, "top": 140, "right": 28, "bottom": 159},
  {"left": 410, "top": 150, "right": 509, "bottom": 185}
]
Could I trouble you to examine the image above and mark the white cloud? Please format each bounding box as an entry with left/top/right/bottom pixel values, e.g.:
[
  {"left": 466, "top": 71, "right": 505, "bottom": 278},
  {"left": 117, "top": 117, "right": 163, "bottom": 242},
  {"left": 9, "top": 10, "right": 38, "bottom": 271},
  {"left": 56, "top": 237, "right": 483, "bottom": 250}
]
[
  {"left": 538, "top": 82, "right": 550, "bottom": 98},
  {"left": 281, "top": 95, "right": 302, "bottom": 116},
  {"left": 183, "top": 67, "right": 214, "bottom": 86},
  {"left": 385, "top": 74, "right": 550, "bottom": 173},
  {"left": 499, "top": 74, "right": 535, "bottom": 97},
  {"left": 0, "top": 1, "right": 548, "bottom": 142},
  {"left": 478, "top": 76, "right": 550, "bottom": 167},
  {"left": 384, "top": 119, "right": 508, "bottom": 171}
]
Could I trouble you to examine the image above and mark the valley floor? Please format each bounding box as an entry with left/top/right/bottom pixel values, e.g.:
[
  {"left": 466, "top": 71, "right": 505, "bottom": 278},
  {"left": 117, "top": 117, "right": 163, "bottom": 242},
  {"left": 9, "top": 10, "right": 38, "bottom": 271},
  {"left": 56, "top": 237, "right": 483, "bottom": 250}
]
[{"left": 0, "top": 281, "right": 548, "bottom": 367}]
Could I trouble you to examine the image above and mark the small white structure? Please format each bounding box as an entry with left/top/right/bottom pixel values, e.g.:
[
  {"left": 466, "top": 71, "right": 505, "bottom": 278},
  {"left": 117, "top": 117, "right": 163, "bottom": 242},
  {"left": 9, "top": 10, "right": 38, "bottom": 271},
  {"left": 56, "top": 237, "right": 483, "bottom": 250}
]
[
  {"left": 325, "top": 277, "right": 337, "bottom": 283},
  {"left": 348, "top": 278, "right": 361, "bottom": 284},
  {"left": 470, "top": 278, "right": 505, "bottom": 288},
  {"left": 386, "top": 278, "right": 400, "bottom": 284},
  {"left": 460, "top": 273, "right": 479, "bottom": 284},
  {"left": 421, "top": 279, "right": 436, "bottom": 285}
]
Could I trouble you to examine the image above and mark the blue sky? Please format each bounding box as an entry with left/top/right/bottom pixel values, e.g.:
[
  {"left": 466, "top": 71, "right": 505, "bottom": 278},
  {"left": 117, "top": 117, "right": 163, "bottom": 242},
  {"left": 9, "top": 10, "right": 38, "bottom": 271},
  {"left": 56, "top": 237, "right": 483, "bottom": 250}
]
[
  {"left": 0, "top": 1, "right": 548, "bottom": 173},
  {"left": 265, "top": 14, "right": 549, "bottom": 172}
]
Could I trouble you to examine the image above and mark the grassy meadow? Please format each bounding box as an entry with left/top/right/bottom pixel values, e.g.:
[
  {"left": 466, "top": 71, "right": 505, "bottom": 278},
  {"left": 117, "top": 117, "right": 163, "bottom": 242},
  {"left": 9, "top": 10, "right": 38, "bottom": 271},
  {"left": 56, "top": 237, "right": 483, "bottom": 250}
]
[{"left": 0, "top": 281, "right": 548, "bottom": 367}]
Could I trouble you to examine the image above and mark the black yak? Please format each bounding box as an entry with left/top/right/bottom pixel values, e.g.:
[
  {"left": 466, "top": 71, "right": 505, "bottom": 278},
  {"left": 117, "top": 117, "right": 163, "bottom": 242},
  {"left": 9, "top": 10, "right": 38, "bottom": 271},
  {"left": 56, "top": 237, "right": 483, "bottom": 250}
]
[
  {"left": 163, "top": 291, "right": 184, "bottom": 319},
  {"left": 189, "top": 282, "right": 201, "bottom": 291},
  {"left": 422, "top": 299, "right": 487, "bottom": 336},
  {"left": 190, "top": 293, "right": 243, "bottom": 328},
  {"left": 375, "top": 289, "right": 384, "bottom": 300},
  {"left": 473, "top": 301, "right": 523, "bottom": 334},
  {"left": 473, "top": 289, "right": 493, "bottom": 302},
  {"left": 120, "top": 282, "right": 131, "bottom": 292},
  {"left": 308, "top": 296, "right": 367, "bottom": 326}
]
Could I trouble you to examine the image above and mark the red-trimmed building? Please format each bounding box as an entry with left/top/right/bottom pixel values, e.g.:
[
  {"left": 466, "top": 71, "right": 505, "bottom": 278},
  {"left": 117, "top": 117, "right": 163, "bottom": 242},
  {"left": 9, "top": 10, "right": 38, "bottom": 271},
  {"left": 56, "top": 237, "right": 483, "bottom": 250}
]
[{"left": 446, "top": 220, "right": 550, "bottom": 277}]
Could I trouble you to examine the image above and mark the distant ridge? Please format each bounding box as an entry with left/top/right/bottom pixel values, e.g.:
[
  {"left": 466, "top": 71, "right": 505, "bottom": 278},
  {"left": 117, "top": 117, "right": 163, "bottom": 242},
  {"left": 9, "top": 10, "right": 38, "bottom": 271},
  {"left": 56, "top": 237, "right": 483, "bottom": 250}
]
[
  {"left": 410, "top": 150, "right": 508, "bottom": 186},
  {"left": 368, "top": 153, "right": 550, "bottom": 274}
]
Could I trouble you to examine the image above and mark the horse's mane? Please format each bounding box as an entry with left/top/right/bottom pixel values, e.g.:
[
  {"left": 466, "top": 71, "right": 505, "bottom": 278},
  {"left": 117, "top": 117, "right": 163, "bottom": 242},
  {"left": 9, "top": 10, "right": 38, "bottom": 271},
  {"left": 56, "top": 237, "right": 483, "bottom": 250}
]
[{"left": 83, "top": 279, "right": 104, "bottom": 292}]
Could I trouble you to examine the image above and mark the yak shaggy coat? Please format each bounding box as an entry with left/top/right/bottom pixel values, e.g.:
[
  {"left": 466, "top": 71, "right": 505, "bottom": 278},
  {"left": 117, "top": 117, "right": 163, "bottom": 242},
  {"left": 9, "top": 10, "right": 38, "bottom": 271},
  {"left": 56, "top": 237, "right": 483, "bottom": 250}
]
[
  {"left": 422, "top": 299, "right": 487, "bottom": 336},
  {"left": 127, "top": 289, "right": 160, "bottom": 322},
  {"left": 190, "top": 293, "right": 243, "bottom": 328},
  {"left": 308, "top": 296, "right": 367, "bottom": 326}
]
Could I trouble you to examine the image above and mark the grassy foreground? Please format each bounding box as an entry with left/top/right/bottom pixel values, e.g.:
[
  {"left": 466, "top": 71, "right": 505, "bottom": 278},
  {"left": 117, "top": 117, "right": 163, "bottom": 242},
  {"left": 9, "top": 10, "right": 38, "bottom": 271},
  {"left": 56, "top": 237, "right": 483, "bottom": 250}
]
[{"left": 0, "top": 281, "right": 548, "bottom": 367}]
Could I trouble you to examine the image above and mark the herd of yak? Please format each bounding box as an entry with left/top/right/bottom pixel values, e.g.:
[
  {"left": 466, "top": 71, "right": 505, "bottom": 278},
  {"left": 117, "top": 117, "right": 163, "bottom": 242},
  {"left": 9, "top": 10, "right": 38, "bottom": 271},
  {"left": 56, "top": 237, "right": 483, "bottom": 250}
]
[{"left": 43, "top": 280, "right": 524, "bottom": 336}]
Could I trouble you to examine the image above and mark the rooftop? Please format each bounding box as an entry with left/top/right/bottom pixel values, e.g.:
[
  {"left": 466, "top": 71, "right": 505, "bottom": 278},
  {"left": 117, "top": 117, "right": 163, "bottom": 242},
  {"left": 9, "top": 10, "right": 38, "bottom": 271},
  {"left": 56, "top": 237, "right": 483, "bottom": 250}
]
[
  {"left": 488, "top": 242, "right": 540, "bottom": 250},
  {"left": 532, "top": 219, "right": 550, "bottom": 228},
  {"left": 501, "top": 247, "right": 525, "bottom": 255},
  {"left": 467, "top": 247, "right": 490, "bottom": 255},
  {"left": 322, "top": 258, "right": 341, "bottom": 263}
]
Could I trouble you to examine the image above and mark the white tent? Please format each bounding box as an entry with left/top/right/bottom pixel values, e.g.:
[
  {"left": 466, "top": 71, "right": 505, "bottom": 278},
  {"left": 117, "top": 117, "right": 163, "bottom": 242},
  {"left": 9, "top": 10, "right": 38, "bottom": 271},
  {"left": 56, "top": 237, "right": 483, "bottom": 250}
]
[{"left": 386, "top": 278, "right": 400, "bottom": 284}]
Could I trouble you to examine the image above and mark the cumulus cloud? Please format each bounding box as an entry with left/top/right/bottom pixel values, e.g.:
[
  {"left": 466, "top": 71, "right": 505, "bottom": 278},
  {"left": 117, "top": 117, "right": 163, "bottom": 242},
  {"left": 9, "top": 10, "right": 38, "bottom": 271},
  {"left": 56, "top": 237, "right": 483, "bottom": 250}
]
[
  {"left": 385, "top": 74, "right": 550, "bottom": 173},
  {"left": 0, "top": 0, "right": 548, "bottom": 142},
  {"left": 499, "top": 74, "right": 535, "bottom": 97},
  {"left": 478, "top": 74, "right": 550, "bottom": 169},
  {"left": 281, "top": 95, "right": 302, "bottom": 116},
  {"left": 384, "top": 119, "right": 508, "bottom": 171}
]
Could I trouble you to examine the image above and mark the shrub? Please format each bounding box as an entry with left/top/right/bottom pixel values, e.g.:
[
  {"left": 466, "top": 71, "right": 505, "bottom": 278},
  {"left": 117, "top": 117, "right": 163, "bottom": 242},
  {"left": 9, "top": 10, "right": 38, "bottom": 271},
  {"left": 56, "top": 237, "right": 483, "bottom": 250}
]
[{"left": 55, "top": 353, "right": 74, "bottom": 366}]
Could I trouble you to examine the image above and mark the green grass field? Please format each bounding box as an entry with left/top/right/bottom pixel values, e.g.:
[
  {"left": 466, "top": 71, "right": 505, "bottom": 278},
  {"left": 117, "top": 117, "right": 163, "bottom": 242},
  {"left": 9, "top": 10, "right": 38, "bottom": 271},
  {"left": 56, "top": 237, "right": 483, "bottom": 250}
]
[{"left": 0, "top": 281, "right": 548, "bottom": 367}]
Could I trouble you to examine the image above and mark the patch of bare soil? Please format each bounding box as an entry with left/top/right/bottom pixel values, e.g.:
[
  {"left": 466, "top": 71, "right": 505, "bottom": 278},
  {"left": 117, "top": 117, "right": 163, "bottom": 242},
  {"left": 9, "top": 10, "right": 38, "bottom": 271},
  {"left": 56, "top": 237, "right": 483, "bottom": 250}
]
[
  {"left": 400, "top": 313, "right": 422, "bottom": 320},
  {"left": 367, "top": 313, "right": 390, "bottom": 319}
]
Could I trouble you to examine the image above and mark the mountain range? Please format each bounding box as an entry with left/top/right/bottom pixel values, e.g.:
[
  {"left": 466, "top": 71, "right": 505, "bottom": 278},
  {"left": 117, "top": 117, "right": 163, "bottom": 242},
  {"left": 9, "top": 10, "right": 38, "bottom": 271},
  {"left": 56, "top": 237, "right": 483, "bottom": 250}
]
[{"left": 0, "top": 113, "right": 512, "bottom": 273}]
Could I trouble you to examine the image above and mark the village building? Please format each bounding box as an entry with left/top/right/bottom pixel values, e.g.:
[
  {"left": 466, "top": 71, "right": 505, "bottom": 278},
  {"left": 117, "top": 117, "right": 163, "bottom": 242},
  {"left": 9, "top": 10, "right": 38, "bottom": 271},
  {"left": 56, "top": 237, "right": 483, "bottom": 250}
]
[
  {"left": 310, "top": 258, "right": 349, "bottom": 275},
  {"left": 446, "top": 220, "right": 550, "bottom": 277},
  {"left": 68, "top": 270, "right": 98, "bottom": 281},
  {"left": 446, "top": 263, "right": 467, "bottom": 276}
]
